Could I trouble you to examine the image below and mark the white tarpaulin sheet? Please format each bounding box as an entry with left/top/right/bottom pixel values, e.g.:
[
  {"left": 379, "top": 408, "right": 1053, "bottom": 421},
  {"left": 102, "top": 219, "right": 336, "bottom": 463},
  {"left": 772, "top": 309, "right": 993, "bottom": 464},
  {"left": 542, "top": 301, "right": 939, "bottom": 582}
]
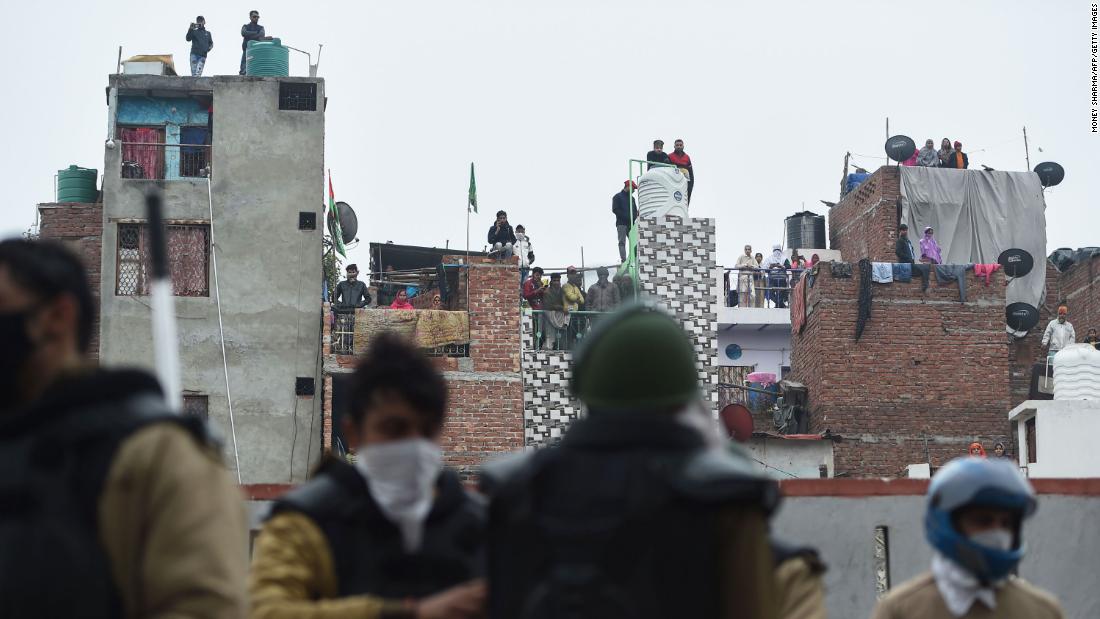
[{"left": 899, "top": 167, "right": 1047, "bottom": 314}]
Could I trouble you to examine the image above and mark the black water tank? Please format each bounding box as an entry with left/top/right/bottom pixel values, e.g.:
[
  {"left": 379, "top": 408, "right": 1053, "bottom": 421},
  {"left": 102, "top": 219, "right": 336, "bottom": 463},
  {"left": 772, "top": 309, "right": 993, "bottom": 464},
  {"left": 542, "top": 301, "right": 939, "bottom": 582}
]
[{"left": 785, "top": 211, "right": 827, "bottom": 250}]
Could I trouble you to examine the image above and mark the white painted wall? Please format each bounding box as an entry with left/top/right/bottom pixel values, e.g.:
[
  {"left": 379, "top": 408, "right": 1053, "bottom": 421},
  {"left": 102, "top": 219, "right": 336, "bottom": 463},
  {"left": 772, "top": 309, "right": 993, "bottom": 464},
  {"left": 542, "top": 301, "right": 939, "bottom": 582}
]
[
  {"left": 717, "top": 328, "right": 791, "bottom": 374},
  {"left": 745, "top": 437, "right": 834, "bottom": 478},
  {"left": 1009, "top": 400, "right": 1100, "bottom": 478}
]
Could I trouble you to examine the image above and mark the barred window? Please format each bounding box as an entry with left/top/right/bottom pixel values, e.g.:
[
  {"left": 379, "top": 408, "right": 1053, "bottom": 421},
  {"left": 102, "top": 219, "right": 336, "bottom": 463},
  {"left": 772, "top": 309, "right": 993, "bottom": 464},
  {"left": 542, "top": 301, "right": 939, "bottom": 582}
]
[
  {"left": 279, "top": 82, "right": 317, "bottom": 111},
  {"left": 182, "top": 395, "right": 209, "bottom": 420},
  {"left": 116, "top": 223, "right": 210, "bottom": 296}
]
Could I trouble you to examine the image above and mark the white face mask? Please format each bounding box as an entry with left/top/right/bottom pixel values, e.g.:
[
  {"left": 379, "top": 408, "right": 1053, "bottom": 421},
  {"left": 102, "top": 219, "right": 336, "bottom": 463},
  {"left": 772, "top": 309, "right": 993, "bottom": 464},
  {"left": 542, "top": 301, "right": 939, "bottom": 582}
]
[
  {"left": 354, "top": 438, "right": 442, "bottom": 552},
  {"left": 968, "top": 528, "right": 1014, "bottom": 552}
]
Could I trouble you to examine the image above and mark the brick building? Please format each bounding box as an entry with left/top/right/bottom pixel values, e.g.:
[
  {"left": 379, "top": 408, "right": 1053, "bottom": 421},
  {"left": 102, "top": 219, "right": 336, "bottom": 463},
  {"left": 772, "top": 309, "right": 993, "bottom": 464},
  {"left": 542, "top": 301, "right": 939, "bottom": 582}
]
[
  {"left": 798, "top": 165, "right": 1099, "bottom": 476},
  {"left": 322, "top": 256, "right": 524, "bottom": 478},
  {"left": 36, "top": 202, "right": 104, "bottom": 358}
]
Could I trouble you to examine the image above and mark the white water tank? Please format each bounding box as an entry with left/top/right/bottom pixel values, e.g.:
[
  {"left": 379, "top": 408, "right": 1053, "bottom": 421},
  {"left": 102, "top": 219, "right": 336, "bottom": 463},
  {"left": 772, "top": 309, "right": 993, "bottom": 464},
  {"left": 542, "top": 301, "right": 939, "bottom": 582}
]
[
  {"left": 1053, "top": 344, "right": 1100, "bottom": 400},
  {"left": 637, "top": 167, "right": 689, "bottom": 219}
]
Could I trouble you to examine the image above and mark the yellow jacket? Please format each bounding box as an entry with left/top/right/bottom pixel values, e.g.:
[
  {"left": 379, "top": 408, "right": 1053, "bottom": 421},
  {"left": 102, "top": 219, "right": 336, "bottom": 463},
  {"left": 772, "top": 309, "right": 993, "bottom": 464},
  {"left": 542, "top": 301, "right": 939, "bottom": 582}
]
[
  {"left": 871, "top": 572, "right": 1063, "bottom": 619},
  {"left": 775, "top": 554, "right": 827, "bottom": 619},
  {"left": 99, "top": 423, "right": 250, "bottom": 619},
  {"left": 250, "top": 511, "right": 413, "bottom": 618},
  {"left": 562, "top": 282, "right": 585, "bottom": 312}
]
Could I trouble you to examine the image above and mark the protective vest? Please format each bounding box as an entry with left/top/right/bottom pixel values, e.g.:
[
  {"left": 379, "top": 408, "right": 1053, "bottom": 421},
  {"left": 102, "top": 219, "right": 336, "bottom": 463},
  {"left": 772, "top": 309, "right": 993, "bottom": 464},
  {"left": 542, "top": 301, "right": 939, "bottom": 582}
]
[
  {"left": 481, "top": 412, "right": 780, "bottom": 619},
  {"left": 272, "top": 459, "right": 485, "bottom": 598},
  {"left": 0, "top": 384, "right": 207, "bottom": 618}
]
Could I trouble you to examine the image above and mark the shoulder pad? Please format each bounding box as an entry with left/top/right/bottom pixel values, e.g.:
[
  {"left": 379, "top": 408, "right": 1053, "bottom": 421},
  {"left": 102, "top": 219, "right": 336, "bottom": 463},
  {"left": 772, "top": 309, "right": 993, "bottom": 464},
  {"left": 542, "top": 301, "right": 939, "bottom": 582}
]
[
  {"left": 660, "top": 449, "right": 780, "bottom": 513},
  {"left": 272, "top": 464, "right": 363, "bottom": 522},
  {"left": 478, "top": 451, "right": 537, "bottom": 495}
]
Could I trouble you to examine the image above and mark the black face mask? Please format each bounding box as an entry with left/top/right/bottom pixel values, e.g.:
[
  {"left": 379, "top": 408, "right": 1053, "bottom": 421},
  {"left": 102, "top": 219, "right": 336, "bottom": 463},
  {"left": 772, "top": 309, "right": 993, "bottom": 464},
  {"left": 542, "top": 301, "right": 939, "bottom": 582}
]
[{"left": 0, "top": 309, "right": 34, "bottom": 409}]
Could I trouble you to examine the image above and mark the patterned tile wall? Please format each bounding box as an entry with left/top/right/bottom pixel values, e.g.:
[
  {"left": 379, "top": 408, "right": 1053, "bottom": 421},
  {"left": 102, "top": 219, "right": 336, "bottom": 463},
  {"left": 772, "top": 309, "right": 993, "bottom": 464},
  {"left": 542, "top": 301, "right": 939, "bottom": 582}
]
[{"left": 519, "top": 216, "right": 720, "bottom": 448}]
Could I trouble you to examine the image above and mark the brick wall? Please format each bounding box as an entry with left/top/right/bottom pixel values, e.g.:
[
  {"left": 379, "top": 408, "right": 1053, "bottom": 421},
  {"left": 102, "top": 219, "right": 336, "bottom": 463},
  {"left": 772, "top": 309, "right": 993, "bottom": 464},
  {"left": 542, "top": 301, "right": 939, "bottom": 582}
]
[
  {"left": 791, "top": 263, "right": 1012, "bottom": 477},
  {"left": 37, "top": 202, "right": 103, "bottom": 359},
  {"left": 1059, "top": 255, "right": 1100, "bottom": 338},
  {"left": 828, "top": 166, "right": 900, "bottom": 262},
  {"left": 1007, "top": 261, "right": 1063, "bottom": 405}
]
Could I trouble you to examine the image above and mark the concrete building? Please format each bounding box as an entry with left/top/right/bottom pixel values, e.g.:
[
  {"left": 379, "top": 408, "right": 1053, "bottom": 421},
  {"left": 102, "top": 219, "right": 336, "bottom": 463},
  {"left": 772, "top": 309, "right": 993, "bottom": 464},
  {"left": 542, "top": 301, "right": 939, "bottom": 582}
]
[{"left": 94, "top": 74, "right": 325, "bottom": 484}]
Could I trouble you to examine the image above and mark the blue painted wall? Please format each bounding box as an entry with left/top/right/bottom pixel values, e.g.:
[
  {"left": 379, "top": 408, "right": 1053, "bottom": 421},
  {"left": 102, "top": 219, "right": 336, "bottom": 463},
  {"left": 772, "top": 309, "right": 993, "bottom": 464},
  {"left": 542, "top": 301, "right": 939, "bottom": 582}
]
[{"left": 117, "top": 96, "right": 209, "bottom": 126}]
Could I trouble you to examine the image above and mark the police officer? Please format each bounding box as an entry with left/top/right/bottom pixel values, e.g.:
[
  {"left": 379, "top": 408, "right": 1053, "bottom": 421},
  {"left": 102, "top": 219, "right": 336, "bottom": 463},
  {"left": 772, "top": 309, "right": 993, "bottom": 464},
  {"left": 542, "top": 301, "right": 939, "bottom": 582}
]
[
  {"left": 481, "top": 303, "right": 782, "bottom": 618},
  {"left": 250, "top": 332, "right": 486, "bottom": 618},
  {"left": 0, "top": 239, "right": 248, "bottom": 617},
  {"left": 871, "top": 457, "right": 1064, "bottom": 619}
]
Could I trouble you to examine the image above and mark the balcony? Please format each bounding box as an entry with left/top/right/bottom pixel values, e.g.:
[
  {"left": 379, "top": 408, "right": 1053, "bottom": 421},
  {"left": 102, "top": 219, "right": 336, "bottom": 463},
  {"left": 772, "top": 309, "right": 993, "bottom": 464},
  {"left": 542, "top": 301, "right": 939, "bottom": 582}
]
[
  {"left": 720, "top": 267, "right": 799, "bottom": 330},
  {"left": 120, "top": 142, "right": 210, "bottom": 180}
]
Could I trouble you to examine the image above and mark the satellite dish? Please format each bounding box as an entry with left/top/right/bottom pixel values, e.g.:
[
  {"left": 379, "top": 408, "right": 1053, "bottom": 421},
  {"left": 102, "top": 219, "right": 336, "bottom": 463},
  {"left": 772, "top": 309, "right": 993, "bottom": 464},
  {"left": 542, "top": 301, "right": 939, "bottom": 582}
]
[
  {"left": 1033, "top": 162, "right": 1065, "bottom": 187},
  {"left": 1005, "top": 302, "right": 1040, "bottom": 332},
  {"left": 326, "top": 201, "right": 358, "bottom": 245},
  {"left": 719, "top": 404, "right": 754, "bottom": 443},
  {"left": 725, "top": 343, "right": 743, "bottom": 360},
  {"left": 884, "top": 135, "right": 917, "bottom": 163},
  {"left": 997, "top": 248, "right": 1034, "bottom": 278}
]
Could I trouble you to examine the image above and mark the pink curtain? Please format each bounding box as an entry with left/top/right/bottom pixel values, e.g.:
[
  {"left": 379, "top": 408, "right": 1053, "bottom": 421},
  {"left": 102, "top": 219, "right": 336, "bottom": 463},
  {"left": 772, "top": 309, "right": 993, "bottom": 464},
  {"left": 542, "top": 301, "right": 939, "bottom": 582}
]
[{"left": 120, "top": 127, "right": 164, "bottom": 179}]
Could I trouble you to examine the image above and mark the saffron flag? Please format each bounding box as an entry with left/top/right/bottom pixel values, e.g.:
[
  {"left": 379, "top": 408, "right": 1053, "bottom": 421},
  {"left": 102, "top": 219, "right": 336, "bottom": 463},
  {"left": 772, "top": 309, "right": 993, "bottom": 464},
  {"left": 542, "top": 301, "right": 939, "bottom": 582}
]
[
  {"left": 328, "top": 170, "right": 346, "bottom": 257},
  {"left": 468, "top": 163, "right": 478, "bottom": 213}
]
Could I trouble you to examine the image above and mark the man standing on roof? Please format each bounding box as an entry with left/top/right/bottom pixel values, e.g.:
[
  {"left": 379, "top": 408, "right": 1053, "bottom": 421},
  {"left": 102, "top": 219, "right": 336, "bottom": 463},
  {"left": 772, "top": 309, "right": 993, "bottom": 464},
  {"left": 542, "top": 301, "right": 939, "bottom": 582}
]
[
  {"left": 895, "top": 223, "right": 916, "bottom": 264},
  {"left": 334, "top": 264, "right": 370, "bottom": 309},
  {"left": 0, "top": 239, "right": 248, "bottom": 617},
  {"left": 646, "top": 139, "right": 671, "bottom": 170},
  {"left": 1041, "top": 305, "right": 1076, "bottom": 362},
  {"left": 240, "top": 10, "right": 268, "bottom": 75},
  {"left": 942, "top": 140, "right": 969, "bottom": 169},
  {"left": 668, "top": 139, "right": 695, "bottom": 200},
  {"left": 586, "top": 266, "right": 620, "bottom": 313},
  {"left": 514, "top": 224, "right": 535, "bottom": 284},
  {"left": 735, "top": 245, "right": 757, "bottom": 307},
  {"left": 871, "top": 457, "right": 1063, "bottom": 619},
  {"left": 185, "top": 16, "right": 213, "bottom": 76},
  {"left": 612, "top": 180, "right": 639, "bottom": 263}
]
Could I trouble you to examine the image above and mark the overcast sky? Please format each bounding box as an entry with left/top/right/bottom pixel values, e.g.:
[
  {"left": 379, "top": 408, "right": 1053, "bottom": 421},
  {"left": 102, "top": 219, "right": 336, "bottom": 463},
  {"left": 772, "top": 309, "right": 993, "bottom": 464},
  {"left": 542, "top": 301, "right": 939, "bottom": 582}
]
[{"left": 2, "top": 0, "right": 1096, "bottom": 272}]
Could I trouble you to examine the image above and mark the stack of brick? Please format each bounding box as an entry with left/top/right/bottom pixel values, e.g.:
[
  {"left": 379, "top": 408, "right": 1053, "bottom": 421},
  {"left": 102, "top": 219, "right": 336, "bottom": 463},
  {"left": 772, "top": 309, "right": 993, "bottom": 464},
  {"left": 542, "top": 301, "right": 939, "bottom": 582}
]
[
  {"left": 791, "top": 264, "right": 1012, "bottom": 476},
  {"left": 37, "top": 202, "right": 104, "bottom": 359}
]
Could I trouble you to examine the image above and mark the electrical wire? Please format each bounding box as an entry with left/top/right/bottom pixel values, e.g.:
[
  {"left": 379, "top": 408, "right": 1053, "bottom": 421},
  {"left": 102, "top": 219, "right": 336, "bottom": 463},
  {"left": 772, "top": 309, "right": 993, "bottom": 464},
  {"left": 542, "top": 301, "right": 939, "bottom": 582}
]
[{"left": 206, "top": 178, "right": 243, "bottom": 484}]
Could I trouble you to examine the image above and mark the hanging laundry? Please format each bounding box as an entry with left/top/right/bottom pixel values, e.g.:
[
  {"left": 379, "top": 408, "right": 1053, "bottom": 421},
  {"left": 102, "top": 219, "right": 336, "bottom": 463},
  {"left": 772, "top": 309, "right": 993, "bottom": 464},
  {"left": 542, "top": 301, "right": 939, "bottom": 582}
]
[
  {"left": 911, "top": 263, "right": 931, "bottom": 292},
  {"left": 791, "top": 276, "right": 807, "bottom": 335},
  {"left": 831, "top": 262, "right": 853, "bottom": 278},
  {"left": 856, "top": 259, "right": 873, "bottom": 340},
  {"left": 935, "top": 264, "right": 972, "bottom": 302},
  {"left": 973, "top": 263, "right": 1002, "bottom": 286},
  {"left": 871, "top": 262, "right": 893, "bottom": 283},
  {"left": 892, "top": 262, "right": 912, "bottom": 283}
]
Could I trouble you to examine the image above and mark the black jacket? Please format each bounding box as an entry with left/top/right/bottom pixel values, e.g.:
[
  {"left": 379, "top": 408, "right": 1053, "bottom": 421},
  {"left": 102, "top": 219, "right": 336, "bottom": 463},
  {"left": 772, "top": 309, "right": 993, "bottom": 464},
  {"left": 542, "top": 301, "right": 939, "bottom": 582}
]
[
  {"left": 272, "top": 459, "right": 485, "bottom": 598},
  {"left": 895, "top": 235, "right": 915, "bottom": 264},
  {"left": 612, "top": 190, "right": 639, "bottom": 226},
  {"left": 334, "top": 279, "right": 369, "bottom": 308},
  {"left": 0, "top": 369, "right": 207, "bottom": 618},
  {"left": 241, "top": 22, "right": 266, "bottom": 50},
  {"left": 186, "top": 25, "right": 214, "bottom": 57},
  {"left": 487, "top": 223, "right": 516, "bottom": 246},
  {"left": 646, "top": 150, "right": 671, "bottom": 170}
]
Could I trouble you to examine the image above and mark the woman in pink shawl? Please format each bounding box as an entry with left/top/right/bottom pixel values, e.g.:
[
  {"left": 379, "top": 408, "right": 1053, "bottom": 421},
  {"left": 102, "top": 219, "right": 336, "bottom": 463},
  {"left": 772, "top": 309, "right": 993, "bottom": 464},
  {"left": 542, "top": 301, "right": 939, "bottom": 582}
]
[
  {"left": 919, "top": 226, "right": 942, "bottom": 264},
  {"left": 389, "top": 289, "right": 414, "bottom": 310}
]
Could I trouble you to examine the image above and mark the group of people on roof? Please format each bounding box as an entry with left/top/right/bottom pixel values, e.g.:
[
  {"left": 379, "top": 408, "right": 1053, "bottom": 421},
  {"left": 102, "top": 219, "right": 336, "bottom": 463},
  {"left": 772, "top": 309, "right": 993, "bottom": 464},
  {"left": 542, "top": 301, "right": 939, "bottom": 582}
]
[
  {"left": 729, "top": 245, "right": 821, "bottom": 308},
  {"left": 904, "top": 137, "right": 969, "bottom": 169}
]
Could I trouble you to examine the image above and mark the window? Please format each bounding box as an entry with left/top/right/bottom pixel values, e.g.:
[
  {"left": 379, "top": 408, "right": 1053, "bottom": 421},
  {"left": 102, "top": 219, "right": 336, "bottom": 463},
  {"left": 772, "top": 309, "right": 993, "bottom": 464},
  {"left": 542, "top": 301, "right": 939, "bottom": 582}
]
[
  {"left": 182, "top": 394, "right": 209, "bottom": 420},
  {"left": 115, "top": 223, "right": 210, "bottom": 296},
  {"left": 279, "top": 82, "right": 317, "bottom": 111}
]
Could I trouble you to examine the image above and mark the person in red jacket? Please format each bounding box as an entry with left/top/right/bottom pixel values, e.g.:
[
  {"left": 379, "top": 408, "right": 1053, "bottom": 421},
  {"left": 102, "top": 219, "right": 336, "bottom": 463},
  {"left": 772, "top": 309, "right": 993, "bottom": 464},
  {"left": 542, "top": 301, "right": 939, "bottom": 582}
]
[{"left": 668, "top": 138, "right": 695, "bottom": 200}]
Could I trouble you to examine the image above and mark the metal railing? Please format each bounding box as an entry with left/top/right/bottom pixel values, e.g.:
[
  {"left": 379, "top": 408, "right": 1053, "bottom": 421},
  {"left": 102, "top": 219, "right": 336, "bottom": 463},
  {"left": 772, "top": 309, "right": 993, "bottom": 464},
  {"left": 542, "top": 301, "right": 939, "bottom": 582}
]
[
  {"left": 120, "top": 142, "right": 211, "bottom": 180},
  {"left": 525, "top": 309, "right": 615, "bottom": 352},
  {"left": 722, "top": 267, "right": 809, "bottom": 309}
]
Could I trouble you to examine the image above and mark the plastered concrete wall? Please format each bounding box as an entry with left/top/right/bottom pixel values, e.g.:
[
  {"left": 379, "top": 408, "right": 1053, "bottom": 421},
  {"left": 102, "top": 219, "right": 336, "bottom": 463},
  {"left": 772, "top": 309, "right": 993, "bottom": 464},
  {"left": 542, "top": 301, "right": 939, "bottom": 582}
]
[
  {"left": 717, "top": 327, "right": 790, "bottom": 374},
  {"left": 99, "top": 76, "right": 324, "bottom": 484},
  {"left": 772, "top": 486, "right": 1100, "bottom": 619},
  {"left": 745, "top": 437, "right": 833, "bottom": 478}
]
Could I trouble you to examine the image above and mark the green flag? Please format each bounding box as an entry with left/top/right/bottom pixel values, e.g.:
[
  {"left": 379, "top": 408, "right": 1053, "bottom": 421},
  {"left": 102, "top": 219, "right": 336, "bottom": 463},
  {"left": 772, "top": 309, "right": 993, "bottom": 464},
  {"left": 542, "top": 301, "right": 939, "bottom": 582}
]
[
  {"left": 328, "top": 170, "right": 346, "bottom": 257},
  {"left": 468, "top": 162, "right": 478, "bottom": 213}
]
